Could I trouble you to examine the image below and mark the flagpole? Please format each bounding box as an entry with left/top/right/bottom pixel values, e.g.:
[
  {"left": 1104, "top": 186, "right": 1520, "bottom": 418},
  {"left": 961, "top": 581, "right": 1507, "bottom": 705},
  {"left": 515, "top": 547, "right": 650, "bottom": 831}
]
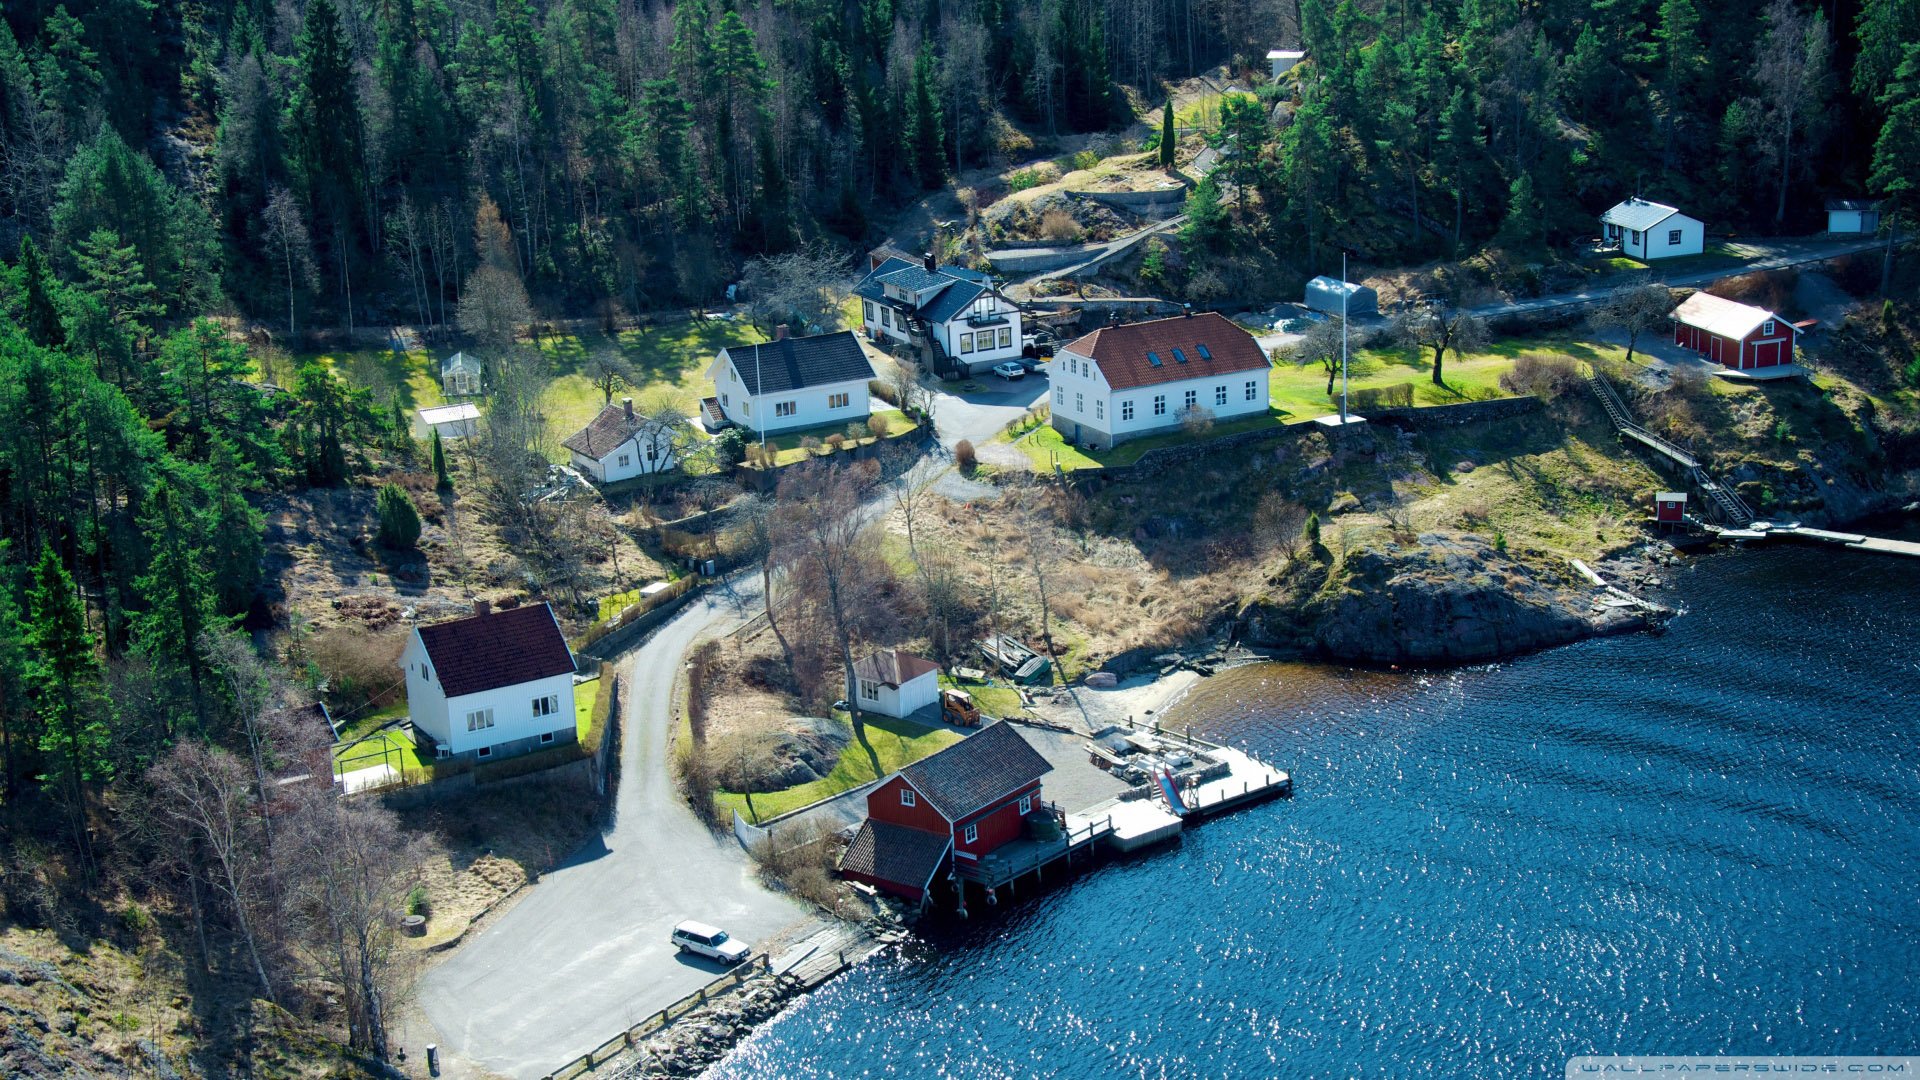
[{"left": 1340, "top": 251, "right": 1350, "bottom": 424}]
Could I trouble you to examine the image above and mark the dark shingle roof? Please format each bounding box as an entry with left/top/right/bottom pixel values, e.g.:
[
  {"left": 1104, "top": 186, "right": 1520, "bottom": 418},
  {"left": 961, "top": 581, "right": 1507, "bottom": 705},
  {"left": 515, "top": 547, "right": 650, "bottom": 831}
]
[
  {"left": 919, "top": 280, "right": 987, "bottom": 325},
  {"left": 853, "top": 649, "right": 940, "bottom": 689},
  {"left": 875, "top": 264, "right": 952, "bottom": 293},
  {"left": 898, "top": 721, "right": 1050, "bottom": 820},
  {"left": 838, "top": 820, "right": 950, "bottom": 891},
  {"left": 416, "top": 603, "right": 576, "bottom": 698},
  {"left": 1061, "top": 312, "right": 1270, "bottom": 392},
  {"left": 561, "top": 403, "right": 682, "bottom": 460},
  {"left": 724, "top": 332, "right": 874, "bottom": 395}
]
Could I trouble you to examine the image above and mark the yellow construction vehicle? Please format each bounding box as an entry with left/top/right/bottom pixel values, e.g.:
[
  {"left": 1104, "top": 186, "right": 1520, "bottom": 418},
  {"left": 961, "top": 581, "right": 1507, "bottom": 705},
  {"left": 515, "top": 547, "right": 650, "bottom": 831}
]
[{"left": 941, "top": 688, "right": 982, "bottom": 727}]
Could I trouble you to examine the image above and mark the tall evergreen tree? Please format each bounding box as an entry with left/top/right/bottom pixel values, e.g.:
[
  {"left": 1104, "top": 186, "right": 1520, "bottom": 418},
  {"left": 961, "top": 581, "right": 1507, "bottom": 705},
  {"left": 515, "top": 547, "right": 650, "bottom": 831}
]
[
  {"left": 1160, "top": 99, "right": 1176, "bottom": 168},
  {"left": 16, "top": 237, "right": 65, "bottom": 348},
  {"left": 26, "top": 544, "right": 108, "bottom": 858}
]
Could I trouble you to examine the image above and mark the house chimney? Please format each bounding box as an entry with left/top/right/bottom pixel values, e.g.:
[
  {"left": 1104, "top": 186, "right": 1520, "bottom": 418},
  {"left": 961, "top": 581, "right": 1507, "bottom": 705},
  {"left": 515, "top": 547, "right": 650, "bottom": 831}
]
[
  {"left": 622, "top": 396, "right": 634, "bottom": 420},
  {"left": 473, "top": 598, "right": 491, "bottom": 617},
  {"left": 1107, "top": 309, "right": 1121, "bottom": 328},
  {"left": 775, "top": 323, "right": 789, "bottom": 341},
  {"left": 923, "top": 251, "right": 937, "bottom": 273},
  {"left": 1182, "top": 302, "right": 1194, "bottom": 318}
]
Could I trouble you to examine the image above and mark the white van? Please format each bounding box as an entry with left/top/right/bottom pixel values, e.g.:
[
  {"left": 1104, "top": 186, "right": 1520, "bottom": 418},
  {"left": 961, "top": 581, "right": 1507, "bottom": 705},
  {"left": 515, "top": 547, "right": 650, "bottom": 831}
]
[{"left": 670, "top": 920, "right": 751, "bottom": 965}]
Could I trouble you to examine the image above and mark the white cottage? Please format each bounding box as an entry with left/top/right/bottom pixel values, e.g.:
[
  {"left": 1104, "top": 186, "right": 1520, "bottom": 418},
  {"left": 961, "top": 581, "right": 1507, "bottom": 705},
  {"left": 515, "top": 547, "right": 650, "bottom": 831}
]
[
  {"left": 416, "top": 402, "right": 480, "bottom": 440},
  {"left": 1266, "top": 49, "right": 1306, "bottom": 78},
  {"left": 561, "top": 397, "right": 687, "bottom": 483},
  {"left": 854, "top": 254, "right": 1024, "bottom": 376},
  {"left": 850, "top": 649, "right": 941, "bottom": 720},
  {"left": 705, "top": 329, "right": 876, "bottom": 436},
  {"left": 398, "top": 601, "right": 578, "bottom": 761},
  {"left": 1600, "top": 197, "right": 1705, "bottom": 261},
  {"left": 1045, "top": 311, "right": 1272, "bottom": 449}
]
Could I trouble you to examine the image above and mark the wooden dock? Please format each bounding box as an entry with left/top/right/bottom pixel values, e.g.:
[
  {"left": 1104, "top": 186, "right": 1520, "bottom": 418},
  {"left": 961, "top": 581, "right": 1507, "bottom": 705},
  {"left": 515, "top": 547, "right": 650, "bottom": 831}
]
[{"left": 1703, "top": 522, "right": 1920, "bottom": 559}]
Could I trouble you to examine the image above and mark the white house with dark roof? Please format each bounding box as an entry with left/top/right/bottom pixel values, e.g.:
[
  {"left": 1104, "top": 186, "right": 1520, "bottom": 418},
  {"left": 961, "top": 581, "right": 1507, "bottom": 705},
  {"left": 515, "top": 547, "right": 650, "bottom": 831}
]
[
  {"left": 1600, "top": 197, "right": 1705, "bottom": 261},
  {"left": 705, "top": 329, "right": 876, "bottom": 436},
  {"left": 853, "top": 253, "right": 1024, "bottom": 375},
  {"left": 398, "top": 600, "right": 579, "bottom": 761},
  {"left": 561, "top": 396, "right": 688, "bottom": 483},
  {"left": 1045, "top": 312, "right": 1272, "bottom": 449},
  {"left": 849, "top": 649, "right": 941, "bottom": 719}
]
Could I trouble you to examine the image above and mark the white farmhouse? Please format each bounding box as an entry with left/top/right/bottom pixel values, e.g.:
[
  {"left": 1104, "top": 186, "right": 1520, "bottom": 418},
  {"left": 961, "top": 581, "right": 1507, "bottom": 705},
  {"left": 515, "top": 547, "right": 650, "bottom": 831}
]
[
  {"left": 561, "top": 396, "right": 687, "bottom": 483},
  {"left": 398, "top": 600, "right": 579, "bottom": 761},
  {"left": 854, "top": 254, "right": 1024, "bottom": 376},
  {"left": 705, "top": 329, "right": 876, "bottom": 437},
  {"left": 1045, "top": 312, "right": 1272, "bottom": 450},
  {"left": 1600, "top": 197, "right": 1705, "bottom": 261},
  {"left": 850, "top": 649, "right": 941, "bottom": 720}
]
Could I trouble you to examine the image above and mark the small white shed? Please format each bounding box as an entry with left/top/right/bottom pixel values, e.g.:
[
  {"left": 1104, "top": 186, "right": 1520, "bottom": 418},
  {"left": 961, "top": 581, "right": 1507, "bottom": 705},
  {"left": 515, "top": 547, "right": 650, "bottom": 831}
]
[
  {"left": 850, "top": 649, "right": 941, "bottom": 720},
  {"left": 1304, "top": 276, "right": 1378, "bottom": 318},
  {"left": 1266, "top": 49, "right": 1305, "bottom": 79},
  {"left": 417, "top": 402, "right": 481, "bottom": 440},
  {"left": 1825, "top": 199, "right": 1881, "bottom": 234},
  {"left": 441, "top": 352, "right": 482, "bottom": 397}
]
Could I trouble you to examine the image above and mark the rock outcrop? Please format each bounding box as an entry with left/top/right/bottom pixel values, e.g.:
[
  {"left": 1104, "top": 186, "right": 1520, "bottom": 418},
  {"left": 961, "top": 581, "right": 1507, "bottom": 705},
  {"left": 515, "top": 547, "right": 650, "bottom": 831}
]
[{"left": 1241, "top": 533, "right": 1650, "bottom": 666}]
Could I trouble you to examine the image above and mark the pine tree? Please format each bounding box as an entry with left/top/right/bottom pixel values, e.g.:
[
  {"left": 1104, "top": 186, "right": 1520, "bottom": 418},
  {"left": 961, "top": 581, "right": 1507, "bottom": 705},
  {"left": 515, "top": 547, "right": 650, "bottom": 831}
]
[
  {"left": 26, "top": 544, "right": 108, "bottom": 855},
  {"left": 1180, "top": 175, "right": 1230, "bottom": 253},
  {"left": 1497, "top": 173, "right": 1544, "bottom": 251},
  {"left": 1159, "top": 99, "right": 1176, "bottom": 168},
  {"left": 0, "top": 539, "right": 32, "bottom": 797},
  {"left": 17, "top": 237, "right": 65, "bottom": 348},
  {"left": 376, "top": 484, "right": 422, "bottom": 549},
  {"left": 134, "top": 476, "right": 219, "bottom": 727},
  {"left": 906, "top": 43, "right": 945, "bottom": 188},
  {"left": 203, "top": 442, "right": 265, "bottom": 614},
  {"left": 432, "top": 429, "right": 452, "bottom": 491}
]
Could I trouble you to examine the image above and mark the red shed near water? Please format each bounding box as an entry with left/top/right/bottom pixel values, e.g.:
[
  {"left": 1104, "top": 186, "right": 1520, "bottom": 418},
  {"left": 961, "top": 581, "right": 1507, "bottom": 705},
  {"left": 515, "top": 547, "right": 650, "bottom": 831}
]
[
  {"left": 1672, "top": 293, "right": 1800, "bottom": 371},
  {"left": 1654, "top": 491, "right": 1688, "bottom": 523}
]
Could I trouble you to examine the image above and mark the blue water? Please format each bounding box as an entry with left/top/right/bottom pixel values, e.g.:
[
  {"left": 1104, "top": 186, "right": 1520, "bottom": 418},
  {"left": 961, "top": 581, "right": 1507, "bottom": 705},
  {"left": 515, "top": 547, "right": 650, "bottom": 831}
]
[{"left": 711, "top": 540, "right": 1920, "bottom": 1078}]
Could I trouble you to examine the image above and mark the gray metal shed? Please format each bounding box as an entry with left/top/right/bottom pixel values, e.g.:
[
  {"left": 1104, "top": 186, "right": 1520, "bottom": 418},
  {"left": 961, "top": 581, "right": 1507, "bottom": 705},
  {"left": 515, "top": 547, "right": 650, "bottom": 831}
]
[{"left": 1304, "top": 276, "right": 1378, "bottom": 318}]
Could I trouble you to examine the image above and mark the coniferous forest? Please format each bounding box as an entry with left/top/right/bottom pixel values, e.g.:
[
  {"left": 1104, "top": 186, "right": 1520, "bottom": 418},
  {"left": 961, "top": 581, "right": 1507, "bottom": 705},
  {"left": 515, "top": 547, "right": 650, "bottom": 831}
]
[{"left": 0, "top": 0, "right": 1916, "bottom": 1068}]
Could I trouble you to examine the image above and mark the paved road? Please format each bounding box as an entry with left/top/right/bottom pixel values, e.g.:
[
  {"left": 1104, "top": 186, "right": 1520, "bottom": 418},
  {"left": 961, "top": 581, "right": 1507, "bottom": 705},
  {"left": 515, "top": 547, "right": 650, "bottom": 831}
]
[
  {"left": 412, "top": 379, "right": 1030, "bottom": 1078},
  {"left": 415, "top": 577, "right": 802, "bottom": 1080},
  {"left": 1466, "top": 235, "right": 1893, "bottom": 321}
]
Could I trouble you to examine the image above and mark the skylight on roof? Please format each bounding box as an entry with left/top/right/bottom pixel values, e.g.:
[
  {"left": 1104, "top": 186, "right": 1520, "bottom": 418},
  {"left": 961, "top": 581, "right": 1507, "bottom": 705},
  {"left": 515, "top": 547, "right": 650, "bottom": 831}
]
[
  {"left": 1196, "top": 343, "right": 1212, "bottom": 360},
  {"left": 1147, "top": 351, "right": 1162, "bottom": 366},
  {"left": 1171, "top": 348, "right": 1188, "bottom": 363}
]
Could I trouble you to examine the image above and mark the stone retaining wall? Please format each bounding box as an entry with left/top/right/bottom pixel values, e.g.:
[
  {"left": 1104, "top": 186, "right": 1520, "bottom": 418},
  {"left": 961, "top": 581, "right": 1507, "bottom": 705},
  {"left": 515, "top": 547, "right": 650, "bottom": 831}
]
[
  {"left": 1068, "top": 187, "right": 1188, "bottom": 212},
  {"left": 1367, "top": 395, "right": 1542, "bottom": 430}
]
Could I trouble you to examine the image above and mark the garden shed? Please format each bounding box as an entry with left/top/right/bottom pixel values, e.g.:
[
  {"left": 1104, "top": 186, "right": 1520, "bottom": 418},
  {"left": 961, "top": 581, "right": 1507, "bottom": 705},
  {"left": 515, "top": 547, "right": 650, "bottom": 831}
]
[{"left": 1304, "top": 276, "right": 1377, "bottom": 318}]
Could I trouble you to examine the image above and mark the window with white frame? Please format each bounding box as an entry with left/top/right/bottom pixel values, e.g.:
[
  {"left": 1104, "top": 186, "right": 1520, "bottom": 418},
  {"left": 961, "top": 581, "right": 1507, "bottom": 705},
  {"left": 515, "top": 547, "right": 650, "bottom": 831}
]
[
  {"left": 998, "top": 328, "right": 1012, "bottom": 349},
  {"left": 775, "top": 401, "right": 796, "bottom": 417},
  {"left": 1075, "top": 392, "right": 1084, "bottom": 414},
  {"left": 1762, "top": 320, "right": 1775, "bottom": 335},
  {"left": 860, "top": 679, "right": 880, "bottom": 700},
  {"left": 465, "top": 708, "right": 494, "bottom": 732},
  {"left": 901, "top": 788, "right": 916, "bottom": 807},
  {"left": 960, "top": 332, "right": 974, "bottom": 353},
  {"left": 963, "top": 823, "right": 978, "bottom": 844},
  {"left": 1245, "top": 380, "right": 1257, "bottom": 400},
  {"left": 863, "top": 300, "right": 876, "bottom": 322},
  {"left": 540, "top": 732, "right": 555, "bottom": 744},
  {"left": 1068, "top": 357, "right": 1078, "bottom": 375},
  {"left": 1018, "top": 795, "right": 1032, "bottom": 815},
  {"left": 1122, "top": 399, "right": 1134, "bottom": 421},
  {"left": 882, "top": 308, "right": 892, "bottom": 328},
  {"left": 477, "top": 746, "right": 492, "bottom": 758},
  {"left": 1153, "top": 395, "right": 1166, "bottom": 416},
  {"left": 647, "top": 443, "right": 659, "bottom": 461},
  {"left": 618, "top": 454, "right": 630, "bottom": 467},
  {"left": 531, "top": 694, "right": 560, "bottom": 717},
  {"left": 1215, "top": 384, "right": 1228, "bottom": 406},
  {"left": 1185, "top": 389, "right": 1198, "bottom": 409},
  {"left": 828, "top": 392, "right": 849, "bottom": 409},
  {"left": 1056, "top": 386, "right": 1065, "bottom": 407},
  {"left": 1631, "top": 229, "right": 1642, "bottom": 244},
  {"left": 1095, "top": 400, "right": 1104, "bottom": 421},
  {"left": 1668, "top": 228, "right": 1682, "bottom": 245}
]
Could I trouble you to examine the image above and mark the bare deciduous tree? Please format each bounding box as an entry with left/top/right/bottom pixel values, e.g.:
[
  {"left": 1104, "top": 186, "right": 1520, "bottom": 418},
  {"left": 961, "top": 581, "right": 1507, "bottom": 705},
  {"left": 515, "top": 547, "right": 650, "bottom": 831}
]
[
  {"left": 1590, "top": 283, "right": 1674, "bottom": 365},
  {"left": 262, "top": 186, "right": 318, "bottom": 337},
  {"left": 1750, "top": 0, "right": 1833, "bottom": 226},
  {"left": 741, "top": 244, "right": 850, "bottom": 337},
  {"left": 1253, "top": 492, "right": 1309, "bottom": 563},
  {"left": 1394, "top": 303, "right": 1488, "bottom": 387},
  {"left": 150, "top": 742, "right": 278, "bottom": 1004},
  {"left": 586, "top": 349, "right": 638, "bottom": 405},
  {"left": 458, "top": 263, "right": 533, "bottom": 349},
  {"left": 1278, "top": 317, "right": 1347, "bottom": 397}
]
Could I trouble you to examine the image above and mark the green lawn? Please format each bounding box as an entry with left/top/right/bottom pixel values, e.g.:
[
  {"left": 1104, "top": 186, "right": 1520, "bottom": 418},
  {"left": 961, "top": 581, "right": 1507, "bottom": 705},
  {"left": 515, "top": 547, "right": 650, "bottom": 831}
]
[
  {"left": 1014, "top": 410, "right": 1290, "bottom": 472},
  {"left": 331, "top": 677, "right": 601, "bottom": 779},
  {"left": 716, "top": 713, "right": 962, "bottom": 824},
  {"left": 747, "top": 409, "right": 918, "bottom": 467},
  {"left": 1269, "top": 336, "right": 1630, "bottom": 421},
  {"left": 939, "top": 673, "right": 1024, "bottom": 718}
]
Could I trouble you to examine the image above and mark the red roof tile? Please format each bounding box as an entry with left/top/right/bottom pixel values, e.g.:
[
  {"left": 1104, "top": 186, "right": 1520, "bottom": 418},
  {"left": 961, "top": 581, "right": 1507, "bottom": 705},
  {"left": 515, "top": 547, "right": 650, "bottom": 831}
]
[
  {"left": 416, "top": 603, "right": 576, "bottom": 698},
  {"left": 1061, "top": 312, "right": 1269, "bottom": 391}
]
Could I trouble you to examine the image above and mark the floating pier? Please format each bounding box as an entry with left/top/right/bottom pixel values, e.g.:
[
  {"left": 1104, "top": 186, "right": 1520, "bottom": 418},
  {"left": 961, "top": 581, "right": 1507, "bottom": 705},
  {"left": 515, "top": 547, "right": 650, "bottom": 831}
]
[{"left": 1703, "top": 521, "right": 1920, "bottom": 560}]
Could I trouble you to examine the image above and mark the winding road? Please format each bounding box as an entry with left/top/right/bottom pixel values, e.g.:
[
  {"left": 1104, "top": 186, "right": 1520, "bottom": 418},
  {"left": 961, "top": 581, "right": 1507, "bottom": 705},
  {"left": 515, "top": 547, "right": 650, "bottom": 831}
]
[{"left": 410, "top": 376, "right": 1045, "bottom": 1078}]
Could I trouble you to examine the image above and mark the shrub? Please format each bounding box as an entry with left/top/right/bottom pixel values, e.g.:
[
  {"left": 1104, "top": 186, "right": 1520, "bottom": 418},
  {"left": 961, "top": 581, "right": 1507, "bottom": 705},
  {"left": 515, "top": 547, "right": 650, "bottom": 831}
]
[
  {"left": 868, "top": 378, "right": 898, "bottom": 406},
  {"left": 308, "top": 628, "right": 405, "bottom": 713},
  {"left": 1068, "top": 149, "right": 1099, "bottom": 172},
  {"left": 954, "top": 439, "right": 977, "bottom": 469},
  {"left": 1305, "top": 512, "right": 1321, "bottom": 547},
  {"left": 1008, "top": 168, "right": 1044, "bottom": 192},
  {"left": 431, "top": 430, "right": 452, "bottom": 490},
  {"left": 825, "top": 433, "right": 846, "bottom": 453},
  {"left": 1351, "top": 383, "right": 1416, "bottom": 410},
  {"left": 406, "top": 885, "right": 430, "bottom": 917},
  {"left": 713, "top": 427, "right": 748, "bottom": 470},
  {"left": 376, "top": 483, "right": 422, "bottom": 549},
  {"left": 1040, "top": 209, "right": 1082, "bottom": 243},
  {"left": 1179, "top": 404, "right": 1216, "bottom": 436},
  {"left": 867, "top": 413, "right": 891, "bottom": 438},
  {"left": 801, "top": 435, "right": 823, "bottom": 457},
  {"left": 1498, "top": 353, "right": 1581, "bottom": 400}
]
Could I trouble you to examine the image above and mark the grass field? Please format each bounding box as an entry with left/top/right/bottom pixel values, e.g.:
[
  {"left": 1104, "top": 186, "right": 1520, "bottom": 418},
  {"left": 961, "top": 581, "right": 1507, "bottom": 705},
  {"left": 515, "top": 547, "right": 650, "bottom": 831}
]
[
  {"left": 748, "top": 409, "right": 918, "bottom": 466},
  {"left": 1013, "top": 410, "right": 1289, "bottom": 472},
  {"left": 715, "top": 713, "right": 962, "bottom": 823},
  {"left": 297, "top": 318, "right": 767, "bottom": 461},
  {"left": 1268, "top": 336, "right": 1631, "bottom": 421}
]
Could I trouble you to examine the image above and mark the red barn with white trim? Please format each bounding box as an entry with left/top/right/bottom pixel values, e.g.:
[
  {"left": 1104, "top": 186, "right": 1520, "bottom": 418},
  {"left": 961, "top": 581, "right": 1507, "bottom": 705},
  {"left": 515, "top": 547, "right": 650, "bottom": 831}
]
[
  {"left": 838, "top": 721, "right": 1052, "bottom": 903},
  {"left": 1671, "top": 292, "right": 1799, "bottom": 371}
]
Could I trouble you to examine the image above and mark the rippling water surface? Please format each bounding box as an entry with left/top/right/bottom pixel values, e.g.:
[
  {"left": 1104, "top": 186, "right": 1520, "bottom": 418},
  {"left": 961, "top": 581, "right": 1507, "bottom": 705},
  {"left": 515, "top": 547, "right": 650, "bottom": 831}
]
[{"left": 711, "top": 538, "right": 1920, "bottom": 1078}]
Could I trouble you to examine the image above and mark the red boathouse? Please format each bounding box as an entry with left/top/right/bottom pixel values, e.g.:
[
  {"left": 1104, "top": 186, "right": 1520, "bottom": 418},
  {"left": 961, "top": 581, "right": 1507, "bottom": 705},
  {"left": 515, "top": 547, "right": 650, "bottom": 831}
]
[
  {"left": 838, "top": 721, "right": 1052, "bottom": 903},
  {"left": 1654, "top": 491, "right": 1688, "bottom": 524},
  {"left": 1671, "top": 292, "right": 1799, "bottom": 372}
]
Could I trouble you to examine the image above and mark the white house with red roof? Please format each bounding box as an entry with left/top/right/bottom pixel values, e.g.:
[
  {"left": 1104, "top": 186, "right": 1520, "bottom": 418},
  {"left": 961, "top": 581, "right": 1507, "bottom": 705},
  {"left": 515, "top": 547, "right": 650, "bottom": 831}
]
[
  {"left": 1045, "top": 311, "right": 1272, "bottom": 449},
  {"left": 398, "top": 600, "right": 579, "bottom": 761},
  {"left": 561, "top": 396, "right": 687, "bottom": 483},
  {"left": 849, "top": 649, "right": 941, "bottom": 719}
]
